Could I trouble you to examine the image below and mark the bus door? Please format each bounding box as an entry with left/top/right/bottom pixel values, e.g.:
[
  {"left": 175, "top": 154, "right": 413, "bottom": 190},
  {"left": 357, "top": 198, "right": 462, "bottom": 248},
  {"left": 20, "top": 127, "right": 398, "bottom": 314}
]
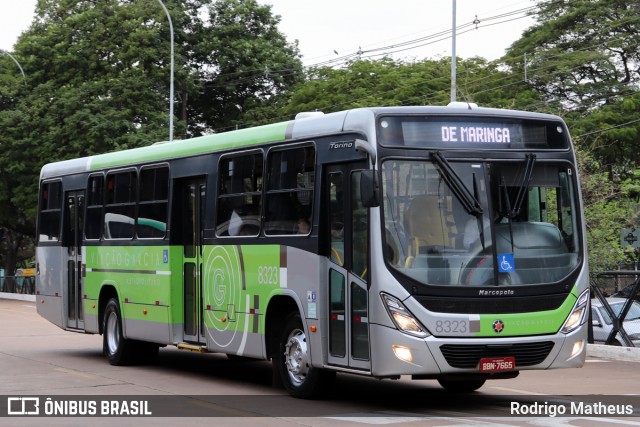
[
  {"left": 63, "top": 191, "right": 85, "bottom": 330},
  {"left": 176, "top": 178, "right": 206, "bottom": 344},
  {"left": 325, "top": 163, "right": 371, "bottom": 370}
]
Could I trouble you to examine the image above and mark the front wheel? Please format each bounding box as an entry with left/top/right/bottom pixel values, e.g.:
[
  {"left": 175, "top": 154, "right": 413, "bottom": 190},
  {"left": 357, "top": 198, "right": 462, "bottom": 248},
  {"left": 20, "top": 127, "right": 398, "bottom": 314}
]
[
  {"left": 103, "top": 297, "right": 137, "bottom": 365},
  {"left": 274, "top": 312, "right": 334, "bottom": 398},
  {"left": 437, "top": 378, "right": 486, "bottom": 392}
]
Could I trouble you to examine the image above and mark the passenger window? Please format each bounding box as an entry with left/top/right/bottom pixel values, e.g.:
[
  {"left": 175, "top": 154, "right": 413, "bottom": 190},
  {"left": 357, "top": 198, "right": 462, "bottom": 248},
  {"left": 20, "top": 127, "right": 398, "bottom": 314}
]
[
  {"left": 38, "top": 181, "right": 62, "bottom": 242},
  {"left": 104, "top": 170, "right": 136, "bottom": 239},
  {"left": 138, "top": 166, "right": 169, "bottom": 239},
  {"left": 85, "top": 175, "right": 104, "bottom": 240},
  {"left": 265, "top": 146, "right": 315, "bottom": 235},
  {"left": 216, "top": 153, "right": 263, "bottom": 237}
]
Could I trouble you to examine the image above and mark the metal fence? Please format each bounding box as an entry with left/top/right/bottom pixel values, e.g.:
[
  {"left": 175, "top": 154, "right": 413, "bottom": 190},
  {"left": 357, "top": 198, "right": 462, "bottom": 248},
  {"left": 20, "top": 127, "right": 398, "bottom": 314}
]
[
  {"left": 589, "top": 271, "right": 640, "bottom": 347},
  {"left": 0, "top": 275, "right": 35, "bottom": 294}
]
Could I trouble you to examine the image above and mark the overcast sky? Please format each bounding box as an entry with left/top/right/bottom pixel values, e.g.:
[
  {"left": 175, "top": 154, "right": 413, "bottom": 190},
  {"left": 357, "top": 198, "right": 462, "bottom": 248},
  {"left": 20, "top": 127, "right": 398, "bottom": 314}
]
[{"left": 1, "top": 0, "right": 535, "bottom": 65}]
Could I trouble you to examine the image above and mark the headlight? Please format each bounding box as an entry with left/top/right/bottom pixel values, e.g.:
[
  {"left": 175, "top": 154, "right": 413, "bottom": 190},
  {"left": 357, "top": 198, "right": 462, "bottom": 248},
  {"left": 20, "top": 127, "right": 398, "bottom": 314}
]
[
  {"left": 561, "top": 289, "right": 590, "bottom": 334},
  {"left": 381, "top": 293, "right": 429, "bottom": 338}
]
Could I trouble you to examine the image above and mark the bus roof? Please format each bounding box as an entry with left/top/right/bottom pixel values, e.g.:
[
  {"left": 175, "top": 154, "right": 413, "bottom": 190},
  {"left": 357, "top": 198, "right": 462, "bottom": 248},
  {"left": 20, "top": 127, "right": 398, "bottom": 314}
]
[{"left": 40, "top": 105, "right": 564, "bottom": 180}]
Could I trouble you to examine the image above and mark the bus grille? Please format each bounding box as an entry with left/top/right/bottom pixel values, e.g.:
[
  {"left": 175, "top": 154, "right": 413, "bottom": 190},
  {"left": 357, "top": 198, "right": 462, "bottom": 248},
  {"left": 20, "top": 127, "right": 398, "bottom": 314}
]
[
  {"left": 440, "top": 341, "right": 555, "bottom": 368},
  {"left": 414, "top": 294, "right": 567, "bottom": 314}
]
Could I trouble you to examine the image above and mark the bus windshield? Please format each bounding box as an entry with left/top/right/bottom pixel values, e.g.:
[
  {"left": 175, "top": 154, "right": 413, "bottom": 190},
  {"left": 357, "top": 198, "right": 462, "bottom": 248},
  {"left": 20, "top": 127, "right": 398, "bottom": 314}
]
[{"left": 381, "top": 158, "right": 581, "bottom": 287}]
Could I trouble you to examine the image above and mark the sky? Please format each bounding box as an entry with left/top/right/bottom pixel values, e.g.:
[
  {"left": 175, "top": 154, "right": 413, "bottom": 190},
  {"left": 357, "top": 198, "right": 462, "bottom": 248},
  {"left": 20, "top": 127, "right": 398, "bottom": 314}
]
[{"left": 0, "top": 0, "right": 536, "bottom": 66}]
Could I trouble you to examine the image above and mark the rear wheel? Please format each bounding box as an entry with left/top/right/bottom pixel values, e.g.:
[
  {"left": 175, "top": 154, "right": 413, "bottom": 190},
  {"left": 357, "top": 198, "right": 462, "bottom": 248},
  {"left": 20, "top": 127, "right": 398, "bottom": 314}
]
[
  {"left": 103, "top": 297, "right": 137, "bottom": 365},
  {"left": 437, "top": 378, "right": 486, "bottom": 392},
  {"left": 275, "top": 312, "right": 334, "bottom": 398}
]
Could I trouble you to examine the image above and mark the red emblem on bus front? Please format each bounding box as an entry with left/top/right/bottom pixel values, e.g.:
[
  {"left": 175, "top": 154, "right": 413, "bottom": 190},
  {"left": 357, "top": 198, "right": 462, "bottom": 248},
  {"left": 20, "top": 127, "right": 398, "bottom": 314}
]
[{"left": 492, "top": 320, "right": 505, "bottom": 334}]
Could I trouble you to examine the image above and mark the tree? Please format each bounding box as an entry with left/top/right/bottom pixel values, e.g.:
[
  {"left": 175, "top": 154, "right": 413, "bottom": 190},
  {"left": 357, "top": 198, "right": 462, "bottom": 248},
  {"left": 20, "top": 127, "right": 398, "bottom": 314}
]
[
  {"left": 0, "top": 0, "right": 303, "bottom": 273},
  {"left": 187, "top": 0, "right": 303, "bottom": 134},
  {"left": 243, "top": 56, "right": 545, "bottom": 126},
  {"left": 498, "top": 0, "right": 640, "bottom": 271},
  {"left": 575, "top": 146, "right": 633, "bottom": 271},
  {"left": 505, "top": 0, "right": 640, "bottom": 110}
]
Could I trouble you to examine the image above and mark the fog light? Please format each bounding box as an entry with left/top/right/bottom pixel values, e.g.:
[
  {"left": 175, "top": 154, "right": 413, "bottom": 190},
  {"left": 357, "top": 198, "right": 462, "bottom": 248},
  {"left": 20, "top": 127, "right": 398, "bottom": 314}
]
[
  {"left": 392, "top": 345, "right": 413, "bottom": 363},
  {"left": 570, "top": 339, "right": 585, "bottom": 359}
]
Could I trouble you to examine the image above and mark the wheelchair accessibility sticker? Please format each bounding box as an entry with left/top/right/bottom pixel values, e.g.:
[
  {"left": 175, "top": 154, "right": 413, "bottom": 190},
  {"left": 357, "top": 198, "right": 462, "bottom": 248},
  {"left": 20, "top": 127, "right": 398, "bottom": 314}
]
[{"left": 498, "top": 253, "right": 515, "bottom": 272}]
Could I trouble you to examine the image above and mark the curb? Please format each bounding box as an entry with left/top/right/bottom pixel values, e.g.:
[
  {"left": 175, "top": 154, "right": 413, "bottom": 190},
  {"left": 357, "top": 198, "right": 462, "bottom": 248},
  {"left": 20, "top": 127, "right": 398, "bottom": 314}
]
[
  {"left": 0, "top": 292, "right": 36, "bottom": 302},
  {"left": 587, "top": 343, "right": 640, "bottom": 362}
]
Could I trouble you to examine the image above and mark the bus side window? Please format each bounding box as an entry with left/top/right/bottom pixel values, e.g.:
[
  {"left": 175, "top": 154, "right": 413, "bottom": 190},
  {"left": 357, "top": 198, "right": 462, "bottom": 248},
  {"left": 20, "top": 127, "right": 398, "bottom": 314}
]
[
  {"left": 265, "top": 145, "right": 315, "bottom": 235},
  {"left": 85, "top": 175, "right": 104, "bottom": 240},
  {"left": 216, "top": 152, "right": 263, "bottom": 237},
  {"left": 104, "top": 170, "right": 136, "bottom": 240},
  {"left": 38, "top": 181, "right": 63, "bottom": 242},
  {"left": 137, "top": 166, "right": 169, "bottom": 239}
]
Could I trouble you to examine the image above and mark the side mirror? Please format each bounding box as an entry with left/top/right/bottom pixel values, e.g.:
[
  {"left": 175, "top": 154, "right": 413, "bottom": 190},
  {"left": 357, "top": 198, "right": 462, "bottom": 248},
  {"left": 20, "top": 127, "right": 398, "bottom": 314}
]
[{"left": 358, "top": 169, "right": 379, "bottom": 208}]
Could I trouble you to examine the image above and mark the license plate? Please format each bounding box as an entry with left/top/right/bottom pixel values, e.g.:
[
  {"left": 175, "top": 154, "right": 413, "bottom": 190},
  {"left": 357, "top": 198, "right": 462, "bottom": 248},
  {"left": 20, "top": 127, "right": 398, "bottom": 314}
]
[{"left": 479, "top": 356, "right": 516, "bottom": 372}]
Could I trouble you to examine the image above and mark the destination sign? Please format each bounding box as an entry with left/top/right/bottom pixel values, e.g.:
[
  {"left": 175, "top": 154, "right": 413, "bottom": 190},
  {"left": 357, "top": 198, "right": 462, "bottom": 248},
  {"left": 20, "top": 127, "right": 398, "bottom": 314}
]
[
  {"left": 441, "top": 125, "right": 511, "bottom": 144},
  {"left": 378, "top": 116, "right": 569, "bottom": 149}
]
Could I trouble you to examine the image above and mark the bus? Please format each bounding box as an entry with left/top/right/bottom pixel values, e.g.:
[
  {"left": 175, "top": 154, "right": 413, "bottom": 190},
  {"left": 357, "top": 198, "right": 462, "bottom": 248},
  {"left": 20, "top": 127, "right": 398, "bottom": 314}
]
[{"left": 36, "top": 103, "right": 590, "bottom": 397}]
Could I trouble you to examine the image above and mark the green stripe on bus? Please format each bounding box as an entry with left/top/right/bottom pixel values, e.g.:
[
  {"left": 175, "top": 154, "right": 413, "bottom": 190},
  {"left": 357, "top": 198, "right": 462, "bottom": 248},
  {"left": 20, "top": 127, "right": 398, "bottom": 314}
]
[
  {"left": 476, "top": 286, "right": 578, "bottom": 337},
  {"left": 89, "top": 121, "right": 290, "bottom": 170}
]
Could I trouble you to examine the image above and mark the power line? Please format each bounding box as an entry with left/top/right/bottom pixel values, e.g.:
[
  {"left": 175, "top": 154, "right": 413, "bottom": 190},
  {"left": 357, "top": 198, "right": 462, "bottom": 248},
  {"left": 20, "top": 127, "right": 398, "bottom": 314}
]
[
  {"left": 210, "top": 3, "right": 640, "bottom": 133},
  {"left": 577, "top": 118, "right": 640, "bottom": 138}
]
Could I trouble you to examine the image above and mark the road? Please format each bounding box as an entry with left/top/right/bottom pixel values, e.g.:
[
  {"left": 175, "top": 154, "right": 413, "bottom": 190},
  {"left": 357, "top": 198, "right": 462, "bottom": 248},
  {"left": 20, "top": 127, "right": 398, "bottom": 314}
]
[{"left": 0, "top": 298, "right": 639, "bottom": 426}]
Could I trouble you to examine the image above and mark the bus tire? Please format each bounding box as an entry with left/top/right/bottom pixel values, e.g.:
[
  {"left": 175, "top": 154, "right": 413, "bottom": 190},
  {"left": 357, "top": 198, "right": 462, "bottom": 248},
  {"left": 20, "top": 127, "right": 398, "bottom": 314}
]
[
  {"left": 275, "top": 312, "right": 334, "bottom": 398},
  {"left": 102, "top": 297, "right": 136, "bottom": 366},
  {"left": 437, "top": 378, "right": 486, "bottom": 392}
]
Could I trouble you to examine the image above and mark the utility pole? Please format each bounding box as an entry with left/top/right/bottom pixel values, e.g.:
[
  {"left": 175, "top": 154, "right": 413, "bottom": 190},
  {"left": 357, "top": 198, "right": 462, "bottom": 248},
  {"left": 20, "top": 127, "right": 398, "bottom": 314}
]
[
  {"left": 156, "top": 0, "right": 174, "bottom": 141},
  {"left": 450, "top": 0, "right": 457, "bottom": 103}
]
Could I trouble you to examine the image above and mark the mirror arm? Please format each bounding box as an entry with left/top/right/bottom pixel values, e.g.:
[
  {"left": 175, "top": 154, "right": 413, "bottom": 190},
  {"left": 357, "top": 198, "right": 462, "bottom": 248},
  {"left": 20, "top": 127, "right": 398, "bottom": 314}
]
[{"left": 355, "top": 139, "right": 376, "bottom": 165}]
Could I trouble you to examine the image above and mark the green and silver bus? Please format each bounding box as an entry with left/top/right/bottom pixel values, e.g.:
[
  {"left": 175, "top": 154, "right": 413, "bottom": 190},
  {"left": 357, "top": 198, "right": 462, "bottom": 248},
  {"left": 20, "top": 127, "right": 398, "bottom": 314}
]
[{"left": 36, "top": 104, "right": 590, "bottom": 397}]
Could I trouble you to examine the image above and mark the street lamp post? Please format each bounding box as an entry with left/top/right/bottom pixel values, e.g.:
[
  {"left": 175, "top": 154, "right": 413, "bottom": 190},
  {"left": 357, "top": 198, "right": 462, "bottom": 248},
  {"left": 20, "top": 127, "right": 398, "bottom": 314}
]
[
  {"left": 0, "top": 49, "right": 26, "bottom": 82},
  {"left": 155, "top": 0, "right": 174, "bottom": 141},
  {"left": 450, "top": 0, "right": 457, "bottom": 103}
]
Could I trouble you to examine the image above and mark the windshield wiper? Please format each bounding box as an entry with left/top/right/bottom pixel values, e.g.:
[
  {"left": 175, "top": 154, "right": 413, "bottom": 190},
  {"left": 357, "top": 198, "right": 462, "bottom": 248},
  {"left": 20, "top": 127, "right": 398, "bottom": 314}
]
[
  {"left": 509, "top": 153, "right": 536, "bottom": 219},
  {"left": 501, "top": 176, "right": 515, "bottom": 253},
  {"left": 431, "top": 152, "right": 483, "bottom": 216}
]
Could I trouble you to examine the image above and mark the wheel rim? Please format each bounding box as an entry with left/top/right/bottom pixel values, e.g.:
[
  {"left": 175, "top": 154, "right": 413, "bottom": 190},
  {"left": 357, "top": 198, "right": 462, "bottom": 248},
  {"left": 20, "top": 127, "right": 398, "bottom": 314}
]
[
  {"left": 284, "top": 328, "right": 309, "bottom": 387},
  {"left": 106, "top": 311, "right": 120, "bottom": 355}
]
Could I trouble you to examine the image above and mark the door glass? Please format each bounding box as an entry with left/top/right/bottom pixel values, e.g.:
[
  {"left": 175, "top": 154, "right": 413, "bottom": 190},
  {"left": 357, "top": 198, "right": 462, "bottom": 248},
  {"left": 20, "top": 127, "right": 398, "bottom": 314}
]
[
  {"left": 329, "top": 269, "right": 346, "bottom": 357},
  {"left": 183, "top": 184, "right": 196, "bottom": 258},
  {"left": 64, "top": 192, "right": 84, "bottom": 326},
  {"left": 66, "top": 195, "right": 77, "bottom": 256},
  {"left": 67, "top": 260, "right": 76, "bottom": 320},
  {"left": 76, "top": 195, "right": 84, "bottom": 255},
  {"left": 351, "top": 172, "right": 368, "bottom": 282},
  {"left": 184, "top": 262, "right": 196, "bottom": 336},
  {"left": 329, "top": 172, "right": 345, "bottom": 266},
  {"left": 351, "top": 282, "right": 369, "bottom": 360}
]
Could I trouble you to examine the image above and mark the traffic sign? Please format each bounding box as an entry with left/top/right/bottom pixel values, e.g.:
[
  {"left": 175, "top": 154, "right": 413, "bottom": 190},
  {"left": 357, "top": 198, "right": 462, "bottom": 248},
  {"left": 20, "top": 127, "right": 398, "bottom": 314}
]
[{"left": 620, "top": 228, "right": 640, "bottom": 248}]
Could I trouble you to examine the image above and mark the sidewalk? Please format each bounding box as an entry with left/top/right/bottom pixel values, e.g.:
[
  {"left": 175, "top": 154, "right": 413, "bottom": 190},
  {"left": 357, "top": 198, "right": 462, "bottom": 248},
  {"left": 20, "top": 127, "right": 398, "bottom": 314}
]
[
  {"left": 0, "top": 291, "right": 36, "bottom": 302},
  {"left": 588, "top": 343, "right": 640, "bottom": 362}
]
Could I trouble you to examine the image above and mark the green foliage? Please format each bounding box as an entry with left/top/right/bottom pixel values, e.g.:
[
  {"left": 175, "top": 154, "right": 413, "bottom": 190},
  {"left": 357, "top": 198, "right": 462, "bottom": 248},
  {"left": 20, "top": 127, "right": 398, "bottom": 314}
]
[
  {"left": 1, "top": 0, "right": 639, "bottom": 274},
  {"left": 188, "top": 0, "right": 303, "bottom": 134},
  {"left": 0, "top": 0, "right": 303, "bottom": 260},
  {"left": 575, "top": 146, "right": 635, "bottom": 271},
  {"left": 505, "top": 0, "right": 640, "bottom": 111},
  {"left": 244, "top": 56, "right": 546, "bottom": 125}
]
